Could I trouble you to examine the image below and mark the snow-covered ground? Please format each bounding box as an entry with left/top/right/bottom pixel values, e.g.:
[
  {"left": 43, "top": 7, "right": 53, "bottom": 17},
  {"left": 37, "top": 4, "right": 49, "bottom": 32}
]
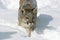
[{"left": 0, "top": 0, "right": 60, "bottom": 40}]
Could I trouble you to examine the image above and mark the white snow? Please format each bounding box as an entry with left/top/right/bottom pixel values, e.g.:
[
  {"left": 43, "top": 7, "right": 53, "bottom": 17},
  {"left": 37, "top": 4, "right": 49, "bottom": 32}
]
[{"left": 0, "top": 0, "right": 60, "bottom": 40}]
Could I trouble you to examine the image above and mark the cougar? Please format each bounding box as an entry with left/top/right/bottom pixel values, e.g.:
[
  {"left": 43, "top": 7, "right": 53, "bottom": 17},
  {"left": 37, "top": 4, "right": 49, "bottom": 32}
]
[{"left": 18, "top": 0, "right": 37, "bottom": 37}]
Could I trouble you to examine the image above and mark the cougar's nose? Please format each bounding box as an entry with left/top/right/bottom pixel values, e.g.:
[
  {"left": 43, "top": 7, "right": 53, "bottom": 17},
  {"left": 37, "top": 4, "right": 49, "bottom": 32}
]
[
  {"left": 28, "top": 23, "right": 34, "bottom": 25},
  {"left": 29, "top": 18, "right": 33, "bottom": 23}
]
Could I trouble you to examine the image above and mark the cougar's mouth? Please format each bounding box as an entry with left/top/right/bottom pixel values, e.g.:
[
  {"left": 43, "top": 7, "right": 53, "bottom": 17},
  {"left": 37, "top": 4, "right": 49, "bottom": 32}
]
[{"left": 24, "top": 21, "right": 34, "bottom": 26}]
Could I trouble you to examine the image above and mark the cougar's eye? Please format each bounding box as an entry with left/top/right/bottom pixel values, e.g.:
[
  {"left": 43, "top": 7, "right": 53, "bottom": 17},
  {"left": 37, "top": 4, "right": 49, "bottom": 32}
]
[
  {"left": 21, "top": 10, "right": 23, "bottom": 13},
  {"left": 26, "top": 17, "right": 29, "bottom": 19}
]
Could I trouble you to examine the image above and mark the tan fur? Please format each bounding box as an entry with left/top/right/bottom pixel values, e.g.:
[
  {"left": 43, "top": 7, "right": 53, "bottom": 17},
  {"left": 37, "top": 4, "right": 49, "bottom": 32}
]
[
  {"left": 18, "top": 0, "right": 37, "bottom": 37},
  {"left": 19, "top": 0, "right": 23, "bottom": 6}
]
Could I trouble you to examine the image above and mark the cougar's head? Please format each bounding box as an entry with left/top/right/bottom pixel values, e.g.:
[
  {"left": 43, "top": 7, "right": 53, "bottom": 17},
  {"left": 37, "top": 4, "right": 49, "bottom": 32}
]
[{"left": 21, "top": 8, "right": 37, "bottom": 26}]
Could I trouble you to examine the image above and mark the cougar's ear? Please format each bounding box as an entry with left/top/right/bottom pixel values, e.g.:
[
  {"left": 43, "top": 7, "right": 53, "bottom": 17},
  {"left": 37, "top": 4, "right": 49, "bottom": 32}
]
[
  {"left": 21, "top": 9, "right": 25, "bottom": 14},
  {"left": 33, "top": 8, "right": 37, "bottom": 14}
]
